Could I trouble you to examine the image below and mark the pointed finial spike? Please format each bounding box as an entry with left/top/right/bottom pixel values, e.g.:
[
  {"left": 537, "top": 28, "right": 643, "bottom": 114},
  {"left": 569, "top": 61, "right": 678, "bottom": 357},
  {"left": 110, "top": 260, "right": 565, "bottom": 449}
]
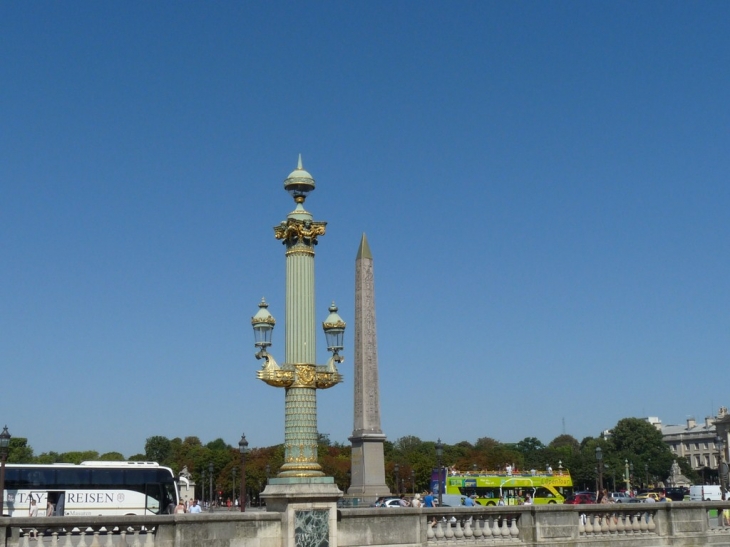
[
  {"left": 356, "top": 233, "right": 373, "bottom": 260},
  {"left": 297, "top": 154, "right": 303, "bottom": 170}
]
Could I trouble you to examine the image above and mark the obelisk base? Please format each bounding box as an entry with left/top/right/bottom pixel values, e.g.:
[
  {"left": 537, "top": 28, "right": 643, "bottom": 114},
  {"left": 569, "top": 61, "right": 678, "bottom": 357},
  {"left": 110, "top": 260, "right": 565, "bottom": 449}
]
[
  {"left": 347, "top": 433, "right": 391, "bottom": 502},
  {"left": 262, "top": 478, "right": 343, "bottom": 547}
]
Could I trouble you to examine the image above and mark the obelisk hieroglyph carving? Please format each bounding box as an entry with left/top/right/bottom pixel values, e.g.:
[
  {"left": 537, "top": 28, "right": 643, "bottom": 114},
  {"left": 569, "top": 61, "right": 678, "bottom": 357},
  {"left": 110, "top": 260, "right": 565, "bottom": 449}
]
[{"left": 348, "top": 233, "right": 390, "bottom": 499}]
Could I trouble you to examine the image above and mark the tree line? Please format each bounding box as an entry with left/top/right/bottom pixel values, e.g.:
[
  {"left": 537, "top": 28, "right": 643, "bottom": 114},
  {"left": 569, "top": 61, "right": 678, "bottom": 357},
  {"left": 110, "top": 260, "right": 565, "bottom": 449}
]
[{"left": 6, "top": 418, "right": 702, "bottom": 500}]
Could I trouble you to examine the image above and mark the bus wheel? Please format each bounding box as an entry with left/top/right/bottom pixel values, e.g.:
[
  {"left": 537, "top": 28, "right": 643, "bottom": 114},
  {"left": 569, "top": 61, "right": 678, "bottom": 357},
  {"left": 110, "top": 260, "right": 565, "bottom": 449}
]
[
  {"left": 548, "top": 501, "right": 557, "bottom": 504},
  {"left": 486, "top": 501, "right": 495, "bottom": 506}
]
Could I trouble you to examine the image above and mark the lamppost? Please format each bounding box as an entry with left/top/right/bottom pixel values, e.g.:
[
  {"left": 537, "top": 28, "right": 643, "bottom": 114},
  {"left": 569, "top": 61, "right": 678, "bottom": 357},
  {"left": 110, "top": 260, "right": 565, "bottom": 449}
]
[
  {"left": 629, "top": 462, "right": 634, "bottom": 494},
  {"left": 595, "top": 447, "right": 603, "bottom": 492},
  {"left": 472, "top": 463, "right": 477, "bottom": 474},
  {"left": 208, "top": 462, "right": 214, "bottom": 512},
  {"left": 411, "top": 469, "right": 415, "bottom": 495},
  {"left": 239, "top": 433, "right": 248, "bottom": 512},
  {"left": 717, "top": 436, "right": 727, "bottom": 499},
  {"left": 232, "top": 467, "right": 237, "bottom": 508},
  {"left": 435, "top": 438, "right": 444, "bottom": 507},
  {"left": 644, "top": 463, "right": 649, "bottom": 488},
  {"left": 251, "top": 157, "right": 346, "bottom": 481},
  {"left": 394, "top": 463, "right": 400, "bottom": 495},
  {"left": 624, "top": 459, "right": 631, "bottom": 495},
  {"left": 0, "top": 426, "right": 11, "bottom": 517}
]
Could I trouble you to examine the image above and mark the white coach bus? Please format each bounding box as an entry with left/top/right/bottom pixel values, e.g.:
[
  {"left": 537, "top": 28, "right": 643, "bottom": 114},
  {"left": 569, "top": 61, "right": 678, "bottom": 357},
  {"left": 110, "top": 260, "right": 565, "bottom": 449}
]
[{"left": 1, "top": 461, "right": 179, "bottom": 517}]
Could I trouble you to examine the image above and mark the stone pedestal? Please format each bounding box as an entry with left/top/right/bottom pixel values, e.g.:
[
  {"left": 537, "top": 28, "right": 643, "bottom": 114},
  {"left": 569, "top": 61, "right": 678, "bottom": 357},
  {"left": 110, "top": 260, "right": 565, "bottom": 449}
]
[{"left": 262, "top": 478, "right": 343, "bottom": 547}]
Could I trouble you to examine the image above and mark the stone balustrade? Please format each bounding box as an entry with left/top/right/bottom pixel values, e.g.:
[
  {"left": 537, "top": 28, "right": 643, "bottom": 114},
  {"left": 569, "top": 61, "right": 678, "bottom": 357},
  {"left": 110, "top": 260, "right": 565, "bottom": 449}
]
[{"left": 3, "top": 502, "right": 730, "bottom": 547}]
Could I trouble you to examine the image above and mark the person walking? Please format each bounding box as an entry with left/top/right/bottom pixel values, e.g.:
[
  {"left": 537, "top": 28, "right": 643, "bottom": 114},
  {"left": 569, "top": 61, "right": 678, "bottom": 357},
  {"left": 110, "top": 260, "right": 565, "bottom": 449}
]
[
  {"left": 188, "top": 500, "right": 202, "bottom": 513},
  {"left": 28, "top": 499, "right": 39, "bottom": 540}
]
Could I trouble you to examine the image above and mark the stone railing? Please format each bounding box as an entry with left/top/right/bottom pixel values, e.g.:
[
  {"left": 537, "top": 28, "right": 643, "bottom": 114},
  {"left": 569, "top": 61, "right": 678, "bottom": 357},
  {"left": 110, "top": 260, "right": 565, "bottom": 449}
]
[{"left": 3, "top": 502, "right": 730, "bottom": 547}]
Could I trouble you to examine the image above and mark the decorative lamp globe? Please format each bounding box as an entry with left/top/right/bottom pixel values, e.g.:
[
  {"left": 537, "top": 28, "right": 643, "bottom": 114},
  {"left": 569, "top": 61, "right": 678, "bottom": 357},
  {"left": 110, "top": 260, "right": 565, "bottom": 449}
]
[
  {"left": 252, "top": 298, "right": 276, "bottom": 350},
  {"left": 322, "top": 302, "right": 346, "bottom": 354},
  {"left": 283, "top": 154, "right": 316, "bottom": 203},
  {"left": 239, "top": 433, "right": 249, "bottom": 454}
]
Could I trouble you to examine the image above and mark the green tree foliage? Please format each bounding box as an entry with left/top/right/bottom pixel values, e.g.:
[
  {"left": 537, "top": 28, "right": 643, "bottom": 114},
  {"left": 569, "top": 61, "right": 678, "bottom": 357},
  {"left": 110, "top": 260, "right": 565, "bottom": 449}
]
[
  {"left": 8, "top": 438, "right": 34, "bottom": 463},
  {"left": 99, "top": 452, "right": 125, "bottom": 461},
  {"left": 145, "top": 436, "right": 173, "bottom": 465},
  {"left": 609, "top": 418, "right": 674, "bottom": 484},
  {"left": 59, "top": 451, "right": 100, "bottom": 464}
]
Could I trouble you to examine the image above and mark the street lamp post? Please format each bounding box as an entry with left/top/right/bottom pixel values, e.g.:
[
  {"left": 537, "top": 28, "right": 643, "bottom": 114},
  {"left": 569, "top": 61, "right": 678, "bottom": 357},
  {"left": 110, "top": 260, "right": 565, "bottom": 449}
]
[
  {"left": 251, "top": 158, "right": 346, "bottom": 481},
  {"left": 624, "top": 459, "right": 631, "bottom": 495},
  {"left": 0, "top": 426, "right": 11, "bottom": 517},
  {"left": 435, "top": 438, "right": 444, "bottom": 507},
  {"left": 232, "top": 467, "right": 237, "bottom": 509},
  {"left": 239, "top": 434, "right": 248, "bottom": 512},
  {"left": 595, "top": 447, "right": 603, "bottom": 492},
  {"left": 717, "top": 436, "right": 727, "bottom": 500},
  {"left": 208, "top": 462, "right": 214, "bottom": 512},
  {"left": 629, "top": 462, "right": 634, "bottom": 494},
  {"left": 644, "top": 463, "right": 649, "bottom": 488},
  {"left": 411, "top": 469, "right": 415, "bottom": 495},
  {"left": 394, "top": 463, "right": 400, "bottom": 496}
]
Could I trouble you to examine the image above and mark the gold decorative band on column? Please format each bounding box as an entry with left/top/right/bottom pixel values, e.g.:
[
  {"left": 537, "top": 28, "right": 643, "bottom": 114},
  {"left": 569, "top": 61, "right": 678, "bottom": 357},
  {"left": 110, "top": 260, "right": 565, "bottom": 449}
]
[
  {"left": 285, "top": 246, "right": 315, "bottom": 256},
  {"left": 274, "top": 218, "right": 326, "bottom": 245},
  {"left": 280, "top": 442, "right": 323, "bottom": 477},
  {"left": 293, "top": 363, "right": 316, "bottom": 387}
]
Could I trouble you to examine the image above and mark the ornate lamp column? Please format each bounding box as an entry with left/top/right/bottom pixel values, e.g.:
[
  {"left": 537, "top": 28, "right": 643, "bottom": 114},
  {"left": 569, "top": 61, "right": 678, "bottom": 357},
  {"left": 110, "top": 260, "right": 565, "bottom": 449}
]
[
  {"left": 0, "top": 426, "right": 10, "bottom": 517},
  {"left": 254, "top": 157, "right": 345, "bottom": 518}
]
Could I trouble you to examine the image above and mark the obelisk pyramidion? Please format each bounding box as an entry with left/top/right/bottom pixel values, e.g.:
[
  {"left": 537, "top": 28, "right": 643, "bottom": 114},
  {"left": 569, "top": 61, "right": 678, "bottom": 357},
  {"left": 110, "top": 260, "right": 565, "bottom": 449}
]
[{"left": 348, "top": 233, "right": 390, "bottom": 499}]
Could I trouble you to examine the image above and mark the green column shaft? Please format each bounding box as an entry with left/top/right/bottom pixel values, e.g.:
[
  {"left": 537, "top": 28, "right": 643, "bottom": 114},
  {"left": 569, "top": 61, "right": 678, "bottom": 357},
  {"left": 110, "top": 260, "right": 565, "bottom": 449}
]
[{"left": 281, "top": 246, "right": 322, "bottom": 476}]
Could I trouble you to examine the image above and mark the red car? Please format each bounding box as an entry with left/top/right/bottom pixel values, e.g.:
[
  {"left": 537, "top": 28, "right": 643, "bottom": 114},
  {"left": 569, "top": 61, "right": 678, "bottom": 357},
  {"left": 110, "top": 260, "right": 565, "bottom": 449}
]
[{"left": 563, "top": 493, "right": 596, "bottom": 504}]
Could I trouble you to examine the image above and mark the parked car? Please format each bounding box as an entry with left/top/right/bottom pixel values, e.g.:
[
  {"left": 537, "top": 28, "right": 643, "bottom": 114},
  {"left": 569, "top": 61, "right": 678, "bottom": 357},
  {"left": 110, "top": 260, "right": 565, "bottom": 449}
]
[
  {"left": 635, "top": 492, "right": 661, "bottom": 502},
  {"left": 563, "top": 493, "right": 596, "bottom": 504},
  {"left": 610, "top": 492, "right": 631, "bottom": 503}
]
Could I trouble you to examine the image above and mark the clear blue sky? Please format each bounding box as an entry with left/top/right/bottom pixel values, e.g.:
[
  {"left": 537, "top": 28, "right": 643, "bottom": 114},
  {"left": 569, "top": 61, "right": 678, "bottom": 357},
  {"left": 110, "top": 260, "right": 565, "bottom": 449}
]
[{"left": 2, "top": 2, "right": 728, "bottom": 457}]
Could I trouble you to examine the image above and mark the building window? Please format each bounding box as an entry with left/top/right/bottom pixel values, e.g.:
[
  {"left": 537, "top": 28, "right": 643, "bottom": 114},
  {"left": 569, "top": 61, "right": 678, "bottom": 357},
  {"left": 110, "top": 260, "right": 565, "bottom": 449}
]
[
  {"left": 705, "top": 454, "right": 711, "bottom": 466},
  {"left": 704, "top": 442, "right": 709, "bottom": 449},
  {"left": 695, "top": 455, "right": 702, "bottom": 467},
  {"left": 685, "top": 443, "right": 691, "bottom": 451},
  {"left": 695, "top": 443, "right": 700, "bottom": 450}
]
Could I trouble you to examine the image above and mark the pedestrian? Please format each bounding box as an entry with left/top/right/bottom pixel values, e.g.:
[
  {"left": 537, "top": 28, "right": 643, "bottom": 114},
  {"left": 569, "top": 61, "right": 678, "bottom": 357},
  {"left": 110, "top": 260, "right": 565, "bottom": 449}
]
[
  {"left": 463, "top": 494, "right": 475, "bottom": 507},
  {"left": 174, "top": 500, "right": 186, "bottom": 514},
  {"left": 411, "top": 493, "right": 423, "bottom": 508},
  {"left": 398, "top": 494, "right": 410, "bottom": 507},
  {"left": 423, "top": 491, "right": 435, "bottom": 507},
  {"left": 46, "top": 497, "right": 55, "bottom": 518},
  {"left": 523, "top": 494, "right": 532, "bottom": 505},
  {"left": 188, "top": 499, "right": 202, "bottom": 513},
  {"left": 28, "top": 498, "right": 39, "bottom": 539},
  {"left": 497, "top": 495, "right": 506, "bottom": 506}
]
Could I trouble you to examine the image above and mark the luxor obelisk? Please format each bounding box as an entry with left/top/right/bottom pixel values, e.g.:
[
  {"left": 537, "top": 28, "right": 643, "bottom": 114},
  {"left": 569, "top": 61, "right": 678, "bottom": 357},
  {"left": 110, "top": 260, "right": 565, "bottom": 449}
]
[{"left": 348, "top": 234, "right": 390, "bottom": 500}]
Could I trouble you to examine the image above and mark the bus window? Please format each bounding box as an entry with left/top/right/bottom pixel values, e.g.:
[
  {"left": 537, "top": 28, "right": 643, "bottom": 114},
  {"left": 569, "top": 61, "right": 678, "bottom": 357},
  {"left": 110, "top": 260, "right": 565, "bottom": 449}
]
[
  {"left": 56, "top": 468, "right": 90, "bottom": 488},
  {"left": 4, "top": 467, "right": 20, "bottom": 490},
  {"left": 91, "top": 469, "right": 124, "bottom": 486},
  {"left": 21, "top": 468, "right": 55, "bottom": 488},
  {"left": 145, "top": 484, "right": 162, "bottom": 514}
]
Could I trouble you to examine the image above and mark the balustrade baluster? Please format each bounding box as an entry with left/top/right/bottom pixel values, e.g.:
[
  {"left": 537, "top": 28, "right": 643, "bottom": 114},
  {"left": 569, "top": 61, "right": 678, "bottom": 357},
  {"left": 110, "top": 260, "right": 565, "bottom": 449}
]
[
  {"left": 427, "top": 521, "right": 435, "bottom": 540},
  {"left": 454, "top": 519, "right": 464, "bottom": 539},
  {"left": 601, "top": 514, "right": 609, "bottom": 534},
  {"left": 648, "top": 512, "right": 656, "bottom": 532},
  {"left": 90, "top": 528, "right": 102, "bottom": 547},
  {"left": 132, "top": 530, "right": 143, "bottom": 547},
  {"left": 473, "top": 517, "right": 482, "bottom": 538},
  {"left": 444, "top": 518, "right": 455, "bottom": 539},
  {"left": 616, "top": 513, "right": 625, "bottom": 533},
  {"left": 435, "top": 521, "right": 445, "bottom": 540},
  {"left": 62, "top": 529, "right": 74, "bottom": 547},
  {"left": 119, "top": 530, "right": 130, "bottom": 547},
  {"left": 105, "top": 529, "right": 115, "bottom": 547},
  {"left": 640, "top": 511, "right": 648, "bottom": 533},
  {"left": 500, "top": 516, "right": 510, "bottom": 537},
  {"left": 464, "top": 518, "right": 473, "bottom": 538},
  {"left": 21, "top": 532, "right": 30, "bottom": 547},
  {"left": 144, "top": 529, "right": 156, "bottom": 547},
  {"left": 584, "top": 514, "right": 593, "bottom": 535},
  {"left": 609, "top": 513, "right": 617, "bottom": 534},
  {"left": 78, "top": 531, "right": 88, "bottom": 547},
  {"left": 482, "top": 517, "right": 492, "bottom": 538},
  {"left": 631, "top": 513, "right": 641, "bottom": 533},
  {"left": 578, "top": 514, "right": 585, "bottom": 535},
  {"left": 51, "top": 531, "right": 59, "bottom": 547},
  {"left": 509, "top": 516, "right": 519, "bottom": 537},
  {"left": 492, "top": 516, "right": 500, "bottom": 537}
]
